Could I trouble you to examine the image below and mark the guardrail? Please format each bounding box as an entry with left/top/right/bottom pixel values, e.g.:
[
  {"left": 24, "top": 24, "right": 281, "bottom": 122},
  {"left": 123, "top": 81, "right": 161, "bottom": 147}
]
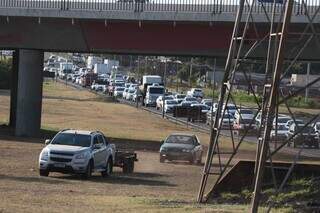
[{"left": 0, "top": 0, "right": 319, "bottom": 15}]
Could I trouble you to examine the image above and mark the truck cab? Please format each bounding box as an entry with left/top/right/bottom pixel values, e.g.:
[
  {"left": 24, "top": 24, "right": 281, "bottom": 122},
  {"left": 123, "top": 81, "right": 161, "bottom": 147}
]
[
  {"left": 139, "top": 75, "right": 163, "bottom": 105},
  {"left": 144, "top": 85, "right": 165, "bottom": 107}
]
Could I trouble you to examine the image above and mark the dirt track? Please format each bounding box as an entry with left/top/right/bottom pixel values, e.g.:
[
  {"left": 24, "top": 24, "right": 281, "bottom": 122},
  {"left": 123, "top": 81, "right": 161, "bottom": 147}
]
[{"left": 0, "top": 138, "right": 222, "bottom": 212}]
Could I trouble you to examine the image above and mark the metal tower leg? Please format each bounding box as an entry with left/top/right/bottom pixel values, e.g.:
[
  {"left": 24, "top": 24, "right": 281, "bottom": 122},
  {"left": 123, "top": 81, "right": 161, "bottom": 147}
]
[
  {"left": 197, "top": 0, "right": 246, "bottom": 203},
  {"left": 250, "top": 0, "right": 294, "bottom": 212}
]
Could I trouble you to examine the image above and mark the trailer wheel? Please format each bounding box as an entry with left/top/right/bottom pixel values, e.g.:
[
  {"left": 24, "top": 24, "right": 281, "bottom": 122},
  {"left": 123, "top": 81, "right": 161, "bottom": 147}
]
[{"left": 123, "top": 159, "right": 134, "bottom": 174}]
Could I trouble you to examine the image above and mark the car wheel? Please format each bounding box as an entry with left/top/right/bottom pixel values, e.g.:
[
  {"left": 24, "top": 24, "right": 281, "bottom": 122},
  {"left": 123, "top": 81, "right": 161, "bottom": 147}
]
[
  {"left": 189, "top": 154, "right": 196, "bottom": 164},
  {"left": 39, "top": 169, "right": 49, "bottom": 177},
  {"left": 160, "top": 155, "right": 165, "bottom": 163},
  {"left": 82, "top": 161, "right": 93, "bottom": 179},
  {"left": 196, "top": 152, "right": 203, "bottom": 165},
  {"left": 102, "top": 159, "right": 113, "bottom": 177}
]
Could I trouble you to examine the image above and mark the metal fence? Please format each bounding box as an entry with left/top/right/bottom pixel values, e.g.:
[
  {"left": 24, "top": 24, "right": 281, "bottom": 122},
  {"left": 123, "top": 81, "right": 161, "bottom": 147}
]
[{"left": 0, "top": 0, "right": 319, "bottom": 15}]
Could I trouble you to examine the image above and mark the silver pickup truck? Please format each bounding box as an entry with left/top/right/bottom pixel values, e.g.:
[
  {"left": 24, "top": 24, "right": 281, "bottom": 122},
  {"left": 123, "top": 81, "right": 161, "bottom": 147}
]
[{"left": 39, "top": 129, "right": 137, "bottom": 178}]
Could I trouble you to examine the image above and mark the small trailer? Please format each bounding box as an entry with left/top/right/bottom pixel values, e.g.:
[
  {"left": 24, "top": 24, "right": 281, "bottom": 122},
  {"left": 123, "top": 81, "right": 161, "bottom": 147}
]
[{"left": 114, "top": 150, "right": 138, "bottom": 173}]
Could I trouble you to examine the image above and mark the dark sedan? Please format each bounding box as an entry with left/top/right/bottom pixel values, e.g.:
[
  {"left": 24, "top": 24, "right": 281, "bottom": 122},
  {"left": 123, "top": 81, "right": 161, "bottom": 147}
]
[{"left": 159, "top": 133, "right": 203, "bottom": 164}]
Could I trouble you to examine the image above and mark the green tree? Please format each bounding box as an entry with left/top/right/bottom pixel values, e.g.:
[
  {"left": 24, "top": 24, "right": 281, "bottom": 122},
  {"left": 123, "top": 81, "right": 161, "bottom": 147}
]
[{"left": 0, "top": 57, "right": 12, "bottom": 89}]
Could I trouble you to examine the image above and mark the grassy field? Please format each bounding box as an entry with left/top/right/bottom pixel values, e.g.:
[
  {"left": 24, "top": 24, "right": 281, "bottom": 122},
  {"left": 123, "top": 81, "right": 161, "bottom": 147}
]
[
  {"left": 0, "top": 81, "right": 317, "bottom": 212},
  {"left": 0, "top": 80, "right": 258, "bottom": 152}
]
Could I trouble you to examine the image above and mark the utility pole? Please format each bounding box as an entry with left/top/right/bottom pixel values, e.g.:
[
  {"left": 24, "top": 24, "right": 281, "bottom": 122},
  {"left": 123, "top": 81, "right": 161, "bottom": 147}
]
[
  {"left": 189, "top": 57, "right": 193, "bottom": 87},
  {"left": 305, "top": 62, "right": 310, "bottom": 102},
  {"left": 162, "top": 59, "right": 167, "bottom": 118},
  {"left": 137, "top": 56, "right": 140, "bottom": 79},
  {"left": 213, "top": 58, "right": 216, "bottom": 90}
]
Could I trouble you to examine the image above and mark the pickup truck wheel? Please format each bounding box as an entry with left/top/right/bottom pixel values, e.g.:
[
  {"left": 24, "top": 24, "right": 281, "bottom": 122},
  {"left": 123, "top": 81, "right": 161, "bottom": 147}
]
[
  {"left": 102, "top": 159, "right": 113, "bottom": 177},
  {"left": 82, "top": 161, "right": 92, "bottom": 179},
  {"left": 39, "top": 169, "right": 49, "bottom": 177}
]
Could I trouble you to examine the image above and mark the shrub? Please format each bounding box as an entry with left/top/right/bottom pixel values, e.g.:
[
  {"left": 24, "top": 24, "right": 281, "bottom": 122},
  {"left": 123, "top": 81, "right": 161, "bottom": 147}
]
[{"left": 0, "top": 58, "right": 12, "bottom": 89}]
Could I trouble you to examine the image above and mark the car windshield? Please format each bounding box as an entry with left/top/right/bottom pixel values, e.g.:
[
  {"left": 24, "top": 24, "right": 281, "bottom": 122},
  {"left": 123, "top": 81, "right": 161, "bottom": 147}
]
[
  {"left": 115, "top": 83, "right": 124, "bottom": 87},
  {"left": 195, "top": 89, "right": 202, "bottom": 92},
  {"left": 176, "top": 94, "right": 186, "bottom": 99},
  {"left": 181, "top": 102, "right": 191, "bottom": 106},
  {"left": 223, "top": 114, "right": 233, "bottom": 119},
  {"left": 116, "top": 88, "right": 125, "bottom": 91},
  {"left": 166, "top": 100, "right": 177, "bottom": 105},
  {"left": 51, "top": 133, "right": 91, "bottom": 147},
  {"left": 165, "top": 96, "right": 174, "bottom": 100},
  {"left": 317, "top": 124, "right": 320, "bottom": 129},
  {"left": 227, "top": 105, "right": 236, "bottom": 110},
  {"left": 277, "top": 117, "right": 291, "bottom": 123},
  {"left": 166, "top": 135, "right": 196, "bottom": 145},
  {"left": 239, "top": 109, "right": 253, "bottom": 114},
  {"left": 273, "top": 125, "right": 288, "bottom": 130},
  {"left": 186, "top": 97, "right": 197, "bottom": 102},
  {"left": 149, "top": 88, "right": 164, "bottom": 94}
]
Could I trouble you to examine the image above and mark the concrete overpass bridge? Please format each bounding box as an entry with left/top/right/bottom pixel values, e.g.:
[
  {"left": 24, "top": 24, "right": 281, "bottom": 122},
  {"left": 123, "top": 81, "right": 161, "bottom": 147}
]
[
  {"left": 0, "top": 0, "right": 319, "bottom": 137},
  {"left": 0, "top": 0, "right": 319, "bottom": 56}
]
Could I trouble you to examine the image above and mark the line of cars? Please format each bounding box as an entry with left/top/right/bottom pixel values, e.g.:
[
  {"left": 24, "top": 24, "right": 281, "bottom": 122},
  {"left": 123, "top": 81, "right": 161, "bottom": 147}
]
[
  {"left": 207, "top": 105, "right": 320, "bottom": 149},
  {"left": 61, "top": 69, "right": 320, "bottom": 165}
]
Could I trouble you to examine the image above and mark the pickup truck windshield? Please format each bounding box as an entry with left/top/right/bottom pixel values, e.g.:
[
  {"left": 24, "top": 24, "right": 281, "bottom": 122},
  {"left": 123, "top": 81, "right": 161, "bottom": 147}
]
[{"left": 51, "top": 133, "right": 91, "bottom": 147}]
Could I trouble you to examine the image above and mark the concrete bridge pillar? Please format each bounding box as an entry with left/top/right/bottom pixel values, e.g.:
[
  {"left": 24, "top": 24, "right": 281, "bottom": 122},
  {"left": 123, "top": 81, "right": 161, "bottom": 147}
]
[{"left": 15, "top": 49, "right": 43, "bottom": 137}]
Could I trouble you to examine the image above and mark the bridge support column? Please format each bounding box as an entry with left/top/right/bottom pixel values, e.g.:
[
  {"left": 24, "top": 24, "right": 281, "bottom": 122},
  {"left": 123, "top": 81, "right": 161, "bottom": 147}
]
[
  {"left": 9, "top": 50, "right": 19, "bottom": 128},
  {"left": 15, "top": 49, "right": 44, "bottom": 137}
]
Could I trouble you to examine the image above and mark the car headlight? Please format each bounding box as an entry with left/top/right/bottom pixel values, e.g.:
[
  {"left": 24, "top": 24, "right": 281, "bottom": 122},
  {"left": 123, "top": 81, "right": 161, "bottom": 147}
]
[
  {"left": 40, "top": 149, "right": 49, "bottom": 161},
  {"left": 75, "top": 152, "right": 89, "bottom": 159},
  {"left": 182, "top": 149, "right": 192, "bottom": 152}
]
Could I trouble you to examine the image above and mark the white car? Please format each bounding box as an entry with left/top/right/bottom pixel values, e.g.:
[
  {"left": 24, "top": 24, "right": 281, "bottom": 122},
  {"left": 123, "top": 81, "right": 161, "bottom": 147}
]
[
  {"left": 285, "top": 119, "right": 304, "bottom": 129},
  {"left": 129, "top": 84, "right": 138, "bottom": 90},
  {"left": 156, "top": 95, "right": 174, "bottom": 110},
  {"left": 184, "top": 96, "right": 199, "bottom": 103},
  {"left": 187, "top": 88, "right": 203, "bottom": 98},
  {"left": 270, "top": 125, "right": 289, "bottom": 141},
  {"left": 122, "top": 88, "right": 129, "bottom": 99},
  {"left": 114, "top": 87, "right": 125, "bottom": 97},
  {"left": 314, "top": 122, "right": 320, "bottom": 135},
  {"left": 218, "top": 113, "right": 234, "bottom": 129},
  {"left": 174, "top": 94, "right": 186, "bottom": 104},
  {"left": 201, "top": 99, "right": 213, "bottom": 107},
  {"left": 126, "top": 89, "right": 135, "bottom": 101},
  {"left": 223, "top": 104, "right": 237, "bottom": 116},
  {"left": 272, "top": 116, "right": 292, "bottom": 127},
  {"left": 164, "top": 100, "right": 179, "bottom": 113},
  {"left": 234, "top": 109, "right": 255, "bottom": 120},
  {"left": 39, "top": 129, "right": 115, "bottom": 178}
]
